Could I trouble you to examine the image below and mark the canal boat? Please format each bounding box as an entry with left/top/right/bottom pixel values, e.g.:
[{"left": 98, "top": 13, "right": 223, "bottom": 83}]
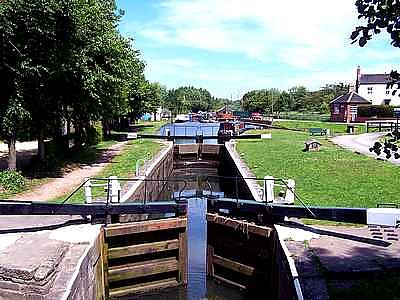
[
  {"left": 218, "top": 121, "right": 245, "bottom": 136},
  {"left": 174, "top": 114, "right": 190, "bottom": 123}
]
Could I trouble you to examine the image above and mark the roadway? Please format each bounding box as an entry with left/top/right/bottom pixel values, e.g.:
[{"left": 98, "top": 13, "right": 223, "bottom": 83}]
[{"left": 331, "top": 132, "right": 400, "bottom": 166}]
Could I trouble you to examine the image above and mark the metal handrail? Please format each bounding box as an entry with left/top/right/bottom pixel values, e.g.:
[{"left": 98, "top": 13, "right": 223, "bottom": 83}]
[{"left": 58, "top": 175, "right": 315, "bottom": 219}]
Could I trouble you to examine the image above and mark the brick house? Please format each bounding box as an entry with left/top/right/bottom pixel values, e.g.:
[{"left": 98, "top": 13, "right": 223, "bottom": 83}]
[{"left": 329, "top": 91, "right": 371, "bottom": 123}]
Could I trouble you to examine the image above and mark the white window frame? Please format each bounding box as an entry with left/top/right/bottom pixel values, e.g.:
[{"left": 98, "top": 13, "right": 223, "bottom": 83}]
[{"left": 333, "top": 104, "right": 340, "bottom": 114}]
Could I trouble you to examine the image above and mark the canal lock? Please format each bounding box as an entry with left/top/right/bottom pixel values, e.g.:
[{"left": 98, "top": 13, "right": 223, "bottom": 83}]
[{"left": 101, "top": 142, "right": 300, "bottom": 300}]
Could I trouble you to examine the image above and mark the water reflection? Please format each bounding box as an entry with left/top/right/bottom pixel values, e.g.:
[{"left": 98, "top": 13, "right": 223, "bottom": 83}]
[
  {"left": 135, "top": 169, "right": 244, "bottom": 300},
  {"left": 128, "top": 123, "right": 246, "bottom": 299},
  {"left": 160, "top": 122, "right": 220, "bottom": 144},
  {"left": 138, "top": 195, "right": 244, "bottom": 300}
]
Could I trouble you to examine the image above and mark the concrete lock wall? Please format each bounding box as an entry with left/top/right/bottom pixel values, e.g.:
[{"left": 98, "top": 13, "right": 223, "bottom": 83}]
[
  {"left": 64, "top": 227, "right": 106, "bottom": 300},
  {"left": 0, "top": 224, "right": 105, "bottom": 300},
  {"left": 221, "top": 142, "right": 263, "bottom": 201},
  {"left": 121, "top": 142, "right": 174, "bottom": 203},
  {"left": 120, "top": 141, "right": 260, "bottom": 204}
]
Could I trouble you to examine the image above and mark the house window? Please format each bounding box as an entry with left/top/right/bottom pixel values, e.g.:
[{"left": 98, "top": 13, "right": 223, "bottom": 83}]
[
  {"left": 384, "top": 99, "right": 391, "bottom": 105},
  {"left": 367, "top": 87, "right": 373, "bottom": 94},
  {"left": 333, "top": 104, "right": 339, "bottom": 114}
]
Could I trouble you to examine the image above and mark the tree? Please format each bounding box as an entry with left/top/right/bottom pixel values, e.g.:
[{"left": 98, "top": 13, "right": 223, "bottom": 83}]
[
  {"left": 351, "top": 0, "right": 400, "bottom": 159},
  {"left": 351, "top": 0, "right": 400, "bottom": 89},
  {"left": 163, "top": 86, "right": 213, "bottom": 114},
  {"left": 0, "top": 89, "right": 30, "bottom": 170},
  {"left": 0, "top": 0, "right": 147, "bottom": 167}
]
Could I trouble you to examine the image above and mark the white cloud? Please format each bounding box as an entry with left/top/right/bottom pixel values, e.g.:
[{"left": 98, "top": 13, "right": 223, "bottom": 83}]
[
  {"left": 140, "top": 0, "right": 358, "bottom": 67},
  {"left": 125, "top": 0, "right": 400, "bottom": 97}
]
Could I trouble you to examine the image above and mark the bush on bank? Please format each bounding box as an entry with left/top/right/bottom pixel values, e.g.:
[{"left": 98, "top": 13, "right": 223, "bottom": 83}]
[{"left": 0, "top": 170, "right": 26, "bottom": 193}]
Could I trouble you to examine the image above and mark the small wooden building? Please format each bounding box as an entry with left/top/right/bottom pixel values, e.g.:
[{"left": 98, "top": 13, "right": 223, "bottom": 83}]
[{"left": 329, "top": 91, "right": 371, "bottom": 123}]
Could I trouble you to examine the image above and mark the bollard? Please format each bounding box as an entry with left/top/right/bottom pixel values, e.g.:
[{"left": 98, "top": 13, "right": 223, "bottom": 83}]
[
  {"left": 264, "top": 176, "right": 275, "bottom": 202},
  {"left": 284, "top": 179, "right": 295, "bottom": 204},
  {"left": 84, "top": 178, "right": 92, "bottom": 204},
  {"left": 109, "top": 176, "right": 121, "bottom": 203}
]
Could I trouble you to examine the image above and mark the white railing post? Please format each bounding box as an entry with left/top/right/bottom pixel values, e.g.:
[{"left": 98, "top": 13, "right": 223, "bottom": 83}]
[
  {"left": 264, "top": 176, "right": 274, "bottom": 202},
  {"left": 109, "top": 176, "right": 121, "bottom": 203},
  {"left": 84, "top": 178, "right": 92, "bottom": 204},
  {"left": 136, "top": 158, "right": 146, "bottom": 177},
  {"left": 284, "top": 179, "right": 295, "bottom": 204}
]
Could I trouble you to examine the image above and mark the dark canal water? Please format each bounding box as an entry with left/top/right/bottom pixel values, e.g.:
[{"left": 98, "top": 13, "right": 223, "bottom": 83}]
[{"left": 141, "top": 122, "right": 245, "bottom": 299}]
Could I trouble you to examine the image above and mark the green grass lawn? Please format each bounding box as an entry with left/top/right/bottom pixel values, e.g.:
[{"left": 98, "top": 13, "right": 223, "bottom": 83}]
[
  {"left": 237, "top": 129, "right": 400, "bottom": 208},
  {"left": 274, "top": 120, "right": 366, "bottom": 135},
  {"left": 52, "top": 139, "right": 162, "bottom": 203}
]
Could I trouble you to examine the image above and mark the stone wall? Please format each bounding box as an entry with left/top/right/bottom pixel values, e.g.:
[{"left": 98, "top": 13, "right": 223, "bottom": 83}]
[
  {"left": 0, "top": 224, "right": 104, "bottom": 300},
  {"left": 63, "top": 226, "right": 105, "bottom": 300},
  {"left": 221, "top": 142, "right": 263, "bottom": 201},
  {"left": 121, "top": 142, "right": 174, "bottom": 203}
]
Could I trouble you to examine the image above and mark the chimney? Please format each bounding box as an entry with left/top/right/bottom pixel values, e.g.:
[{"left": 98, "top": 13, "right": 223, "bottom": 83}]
[{"left": 356, "top": 66, "right": 361, "bottom": 92}]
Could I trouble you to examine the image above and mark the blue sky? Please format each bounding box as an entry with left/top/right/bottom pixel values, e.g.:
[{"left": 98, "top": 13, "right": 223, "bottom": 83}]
[{"left": 116, "top": 0, "right": 400, "bottom": 99}]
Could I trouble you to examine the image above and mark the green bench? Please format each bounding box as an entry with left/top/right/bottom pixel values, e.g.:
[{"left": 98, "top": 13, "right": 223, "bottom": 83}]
[{"left": 309, "top": 128, "right": 327, "bottom": 136}]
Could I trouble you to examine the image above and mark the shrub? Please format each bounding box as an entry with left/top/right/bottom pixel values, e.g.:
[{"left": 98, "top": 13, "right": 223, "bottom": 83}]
[
  {"left": 0, "top": 170, "right": 25, "bottom": 193},
  {"left": 358, "top": 105, "right": 399, "bottom": 118},
  {"left": 86, "top": 122, "right": 103, "bottom": 146}
]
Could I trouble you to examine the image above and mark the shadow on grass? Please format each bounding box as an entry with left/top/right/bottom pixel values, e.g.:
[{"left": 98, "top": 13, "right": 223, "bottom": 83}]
[{"left": 20, "top": 137, "right": 123, "bottom": 180}]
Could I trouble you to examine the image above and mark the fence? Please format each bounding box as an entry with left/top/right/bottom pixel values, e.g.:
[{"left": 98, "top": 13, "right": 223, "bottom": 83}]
[{"left": 272, "top": 113, "right": 330, "bottom": 122}]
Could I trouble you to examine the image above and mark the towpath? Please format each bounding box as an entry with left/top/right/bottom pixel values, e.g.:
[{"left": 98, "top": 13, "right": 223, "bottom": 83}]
[
  {"left": 10, "top": 141, "right": 128, "bottom": 202},
  {"left": 331, "top": 132, "right": 400, "bottom": 166}
]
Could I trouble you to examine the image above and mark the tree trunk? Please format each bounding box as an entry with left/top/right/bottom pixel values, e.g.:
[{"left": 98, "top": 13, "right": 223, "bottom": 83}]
[
  {"left": 8, "top": 137, "right": 17, "bottom": 171},
  {"left": 102, "top": 119, "right": 108, "bottom": 138},
  {"left": 37, "top": 128, "right": 46, "bottom": 162}
]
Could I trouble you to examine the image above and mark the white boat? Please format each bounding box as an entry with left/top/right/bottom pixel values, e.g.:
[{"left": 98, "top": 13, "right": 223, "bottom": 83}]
[{"left": 174, "top": 114, "right": 190, "bottom": 123}]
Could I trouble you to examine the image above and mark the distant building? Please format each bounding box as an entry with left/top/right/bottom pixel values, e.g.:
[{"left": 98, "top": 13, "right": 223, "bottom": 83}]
[
  {"left": 329, "top": 91, "right": 370, "bottom": 123},
  {"left": 356, "top": 66, "right": 400, "bottom": 106}
]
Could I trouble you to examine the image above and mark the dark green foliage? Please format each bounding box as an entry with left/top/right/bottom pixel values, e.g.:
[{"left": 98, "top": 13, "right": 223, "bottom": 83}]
[
  {"left": 0, "top": 0, "right": 147, "bottom": 169},
  {"left": 0, "top": 170, "right": 25, "bottom": 192},
  {"left": 351, "top": 0, "right": 400, "bottom": 48},
  {"left": 351, "top": 0, "right": 400, "bottom": 92},
  {"left": 86, "top": 122, "right": 103, "bottom": 146},
  {"left": 357, "top": 105, "right": 399, "bottom": 118},
  {"left": 369, "top": 132, "right": 400, "bottom": 160},
  {"left": 164, "top": 86, "right": 213, "bottom": 114},
  {"left": 241, "top": 84, "right": 348, "bottom": 114}
]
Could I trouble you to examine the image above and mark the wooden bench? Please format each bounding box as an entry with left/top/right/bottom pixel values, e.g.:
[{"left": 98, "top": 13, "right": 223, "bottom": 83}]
[{"left": 309, "top": 128, "right": 327, "bottom": 136}]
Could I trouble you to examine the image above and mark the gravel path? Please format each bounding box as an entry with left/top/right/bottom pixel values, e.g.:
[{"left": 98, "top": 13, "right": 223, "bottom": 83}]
[
  {"left": 331, "top": 132, "right": 400, "bottom": 166},
  {"left": 10, "top": 141, "right": 128, "bottom": 201}
]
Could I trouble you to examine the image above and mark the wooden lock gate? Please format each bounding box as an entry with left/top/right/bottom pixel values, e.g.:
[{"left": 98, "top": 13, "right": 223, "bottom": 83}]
[
  {"left": 206, "top": 213, "right": 275, "bottom": 297},
  {"left": 103, "top": 217, "right": 187, "bottom": 299}
]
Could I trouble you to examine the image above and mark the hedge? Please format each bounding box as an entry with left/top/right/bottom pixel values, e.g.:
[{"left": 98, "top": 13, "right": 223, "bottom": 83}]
[{"left": 358, "top": 105, "right": 400, "bottom": 118}]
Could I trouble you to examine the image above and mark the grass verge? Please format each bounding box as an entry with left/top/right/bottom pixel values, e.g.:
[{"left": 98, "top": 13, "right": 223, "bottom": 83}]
[
  {"left": 52, "top": 139, "right": 162, "bottom": 203},
  {"left": 274, "top": 120, "right": 366, "bottom": 134},
  {"left": 237, "top": 129, "right": 400, "bottom": 208}
]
